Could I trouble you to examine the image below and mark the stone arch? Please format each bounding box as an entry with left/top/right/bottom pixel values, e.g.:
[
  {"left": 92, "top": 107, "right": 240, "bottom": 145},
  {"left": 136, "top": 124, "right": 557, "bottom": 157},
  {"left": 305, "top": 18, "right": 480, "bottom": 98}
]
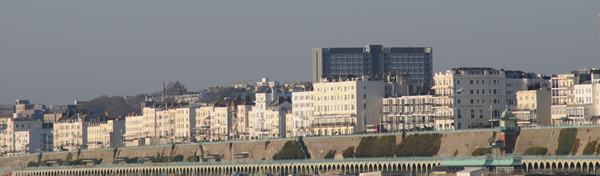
[
  {"left": 570, "top": 162, "right": 575, "bottom": 169},
  {"left": 527, "top": 163, "right": 532, "bottom": 171}
]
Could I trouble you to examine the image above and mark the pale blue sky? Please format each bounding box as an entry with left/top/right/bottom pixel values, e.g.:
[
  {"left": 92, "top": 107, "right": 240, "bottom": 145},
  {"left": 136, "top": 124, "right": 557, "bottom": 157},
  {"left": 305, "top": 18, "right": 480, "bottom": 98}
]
[{"left": 1, "top": 1, "right": 599, "bottom": 104}]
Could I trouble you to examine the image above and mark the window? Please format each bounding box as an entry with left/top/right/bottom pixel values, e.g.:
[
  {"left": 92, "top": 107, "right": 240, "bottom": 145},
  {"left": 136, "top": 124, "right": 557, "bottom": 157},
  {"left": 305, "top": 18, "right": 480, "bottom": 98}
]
[
  {"left": 457, "top": 80, "right": 461, "bottom": 85},
  {"left": 364, "top": 104, "right": 367, "bottom": 108},
  {"left": 476, "top": 80, "right": 479, "bottom": 84},
  {"left": 471, "top": 109, "right": 475, "bottom": 118},
  {"left": 457, "top": 109, "right": 462, "bottom": 118},
  {"left": 482, "top": 89, "right": 485, "bottom": 94},
  {"left": 470, "top": 99, "right": 474, "bottom": 104},
  {"left": 479, "top": 109, "right": 484, "bottom": 118},
  {"left": 481, "top": 80, "right": 485, "bottom": 85},
  {"left": 470, "top": 89, "right": 474, "bottom": 94},
  {"left": 457, "top": 99, "right": 461, "bottom": 104},
  {"left": 364, "top": 94, "right": 366, "bottom": 99},
  {"left": 470, "top": 80, "right": 474, "bottom": 85}
]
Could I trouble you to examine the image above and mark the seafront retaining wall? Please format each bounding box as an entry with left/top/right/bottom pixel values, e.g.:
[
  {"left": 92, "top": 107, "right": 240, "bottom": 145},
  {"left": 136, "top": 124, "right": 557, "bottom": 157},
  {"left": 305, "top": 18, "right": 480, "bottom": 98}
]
[{"left": 2, "top": 126, "right": 599, "bottom": 169}]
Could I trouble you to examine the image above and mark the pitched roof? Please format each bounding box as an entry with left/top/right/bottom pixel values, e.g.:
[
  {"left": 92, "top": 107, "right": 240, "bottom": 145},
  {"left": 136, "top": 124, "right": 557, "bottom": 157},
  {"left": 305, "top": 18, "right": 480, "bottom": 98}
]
[
  {"left": 165, "top": 81, "right": 184, "bottom": 90},
  {"left": 57, "top": 113, "right": 109, "bottom": 123}
]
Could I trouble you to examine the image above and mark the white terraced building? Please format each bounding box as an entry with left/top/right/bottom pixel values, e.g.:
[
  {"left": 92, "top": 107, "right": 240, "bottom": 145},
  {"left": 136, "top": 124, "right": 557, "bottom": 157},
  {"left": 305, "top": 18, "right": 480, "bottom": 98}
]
[
  {"left": 307, "top": 75, "right": 384, "bottom": 135},
  {"left": 291, "top": 91, "right": 313, "bottom": 137},
  {"left": 551, "top": 68, "right": 600, "bottom": 125},
  {"left": 432, "top": 67, "right": 547, "bottom": 130},
  {"left": 382, "top": 95, "right": 436, "bottom": 132}
]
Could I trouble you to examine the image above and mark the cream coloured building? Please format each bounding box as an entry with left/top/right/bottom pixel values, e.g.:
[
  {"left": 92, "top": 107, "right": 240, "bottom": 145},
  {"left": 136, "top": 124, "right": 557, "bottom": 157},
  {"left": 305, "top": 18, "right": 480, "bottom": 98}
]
[
  {"left": 54, "top": 112, "right": 112, "bottom": 151},
  {"left": 123, "top": 115, "right": 144, "bottom": 147},
  {"left": 291, "top": 91, "right": 313, "bottom": 137},
  {"left": 235, "top": 104, "right": 253, "bottom": 139},
  {"left": 550, "top": 73, "right": 578, "bottom": 122},
  {"left": 87, "top": 120, "right": 114, "bottom": 149},
  {"left": 142, "top": 107, "right": 157, "bottom": 145},
  {"left": 196, "top": 104, "right": 231, "bottom": 141},
  {"left": 308, "top": 75, "right": 384, "bottom": 135},
  {"left": 513, "top": 85, "right": 551, "bottom": 126},
  {"left": 551, "top": 69, "right": 600, "bottom": 125},
  {"left": 0, "top": 116, "right": 15, "bottom": 154}
]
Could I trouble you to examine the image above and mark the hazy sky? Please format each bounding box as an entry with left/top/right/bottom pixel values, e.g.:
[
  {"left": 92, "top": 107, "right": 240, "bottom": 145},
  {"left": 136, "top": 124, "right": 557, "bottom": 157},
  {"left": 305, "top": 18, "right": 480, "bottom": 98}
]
[{"left": 1, "top": 1, "right": 599, "bottom": 105}]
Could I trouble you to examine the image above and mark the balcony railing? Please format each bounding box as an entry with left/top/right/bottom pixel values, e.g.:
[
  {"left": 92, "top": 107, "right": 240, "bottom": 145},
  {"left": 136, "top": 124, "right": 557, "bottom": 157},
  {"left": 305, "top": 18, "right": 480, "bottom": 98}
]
[{"left": 311, "top": 122, "right": 355, "bottom": 127}]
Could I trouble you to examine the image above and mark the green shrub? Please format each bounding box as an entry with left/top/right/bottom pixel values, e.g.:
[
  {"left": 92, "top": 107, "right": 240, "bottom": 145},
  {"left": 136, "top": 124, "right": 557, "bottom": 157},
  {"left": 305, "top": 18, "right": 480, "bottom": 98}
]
[
  {"left": 524, "top": 146, "right": 548, "bottom": 155},
  {"left": 170, "top": 154, "right": 184, "bottom": 162},
  {"left": 355, "top": 135, "right": 396, "bottom": 157},
  {"left": 396, "top": 133, "right": 442, "bottom": 157},
  {"left": 265, "top": 141, "right": 271, "bottom": 150},
  {"left": 272, "top": 140, "right": 305, "bottom": 160},
  {"left": 126, "top": 157, "right": 140, "bottom": 163},
  {"left": 471, "top": 147, "right": 492, "bottom": 156},
  {"left": 570, "top": 139, "right": 580, "bottom": 155},
  {"left": 27, "top": 161, "right": 39, "bottom": 167},
  {"left": 556, "top": 128, "right": 577, "bottom": 155},
  {"left": 68, "top": 158, "right": 86, "bottom": 165},
  {"left": 186, "top": 155, "right": 200, "bottom": 162},
  {"left": 582, "top": 140, "right": 597, "bottom": 155},
  {"left": 324, "top": 149, "right": 336, "bottom": 158},
  {"left": 342, "top": 146, "right": 355, "bottom": 158},
  {"left": 596, "top": 141, "right": 600, "bottom": 155},
  {"left": 66, "top": 152, "right": 73, "bottom": 162},
  {"left": 453, "top": 149, "right": 459, "bottom": 156}
]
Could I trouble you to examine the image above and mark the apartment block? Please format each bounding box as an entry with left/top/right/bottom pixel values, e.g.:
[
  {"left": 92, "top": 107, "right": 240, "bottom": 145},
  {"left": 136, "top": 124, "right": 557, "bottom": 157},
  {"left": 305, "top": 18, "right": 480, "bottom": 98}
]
[
  {"left": 432, "top": 67, "right": 547, "bottom": 129},
  {"left": 312, "top": 45, "right": 432, "bottom": 87},
  {"left": 307, "top": 75, "right": 385, "bottom": 135},
  {"left": 382, "top": 95, "right": 436, "bottom": 131}
]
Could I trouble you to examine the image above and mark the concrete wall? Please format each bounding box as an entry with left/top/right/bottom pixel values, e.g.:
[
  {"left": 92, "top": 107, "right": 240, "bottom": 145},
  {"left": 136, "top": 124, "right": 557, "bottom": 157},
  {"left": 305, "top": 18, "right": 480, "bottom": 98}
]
[
  {"left": 437, "top": 131, "right": 495, "bottom": 157},
  {"left": 573, "top": 128, "right": 600, "bottom": 155},
  {"left": 303, "top": 136, "right": 363, "bottom": 159},
  {"left": 3, "top": 127, "right": 600, "bottom": 170},
  {"left": 514, "top": 128, "right": 559, "bottom": 154}
]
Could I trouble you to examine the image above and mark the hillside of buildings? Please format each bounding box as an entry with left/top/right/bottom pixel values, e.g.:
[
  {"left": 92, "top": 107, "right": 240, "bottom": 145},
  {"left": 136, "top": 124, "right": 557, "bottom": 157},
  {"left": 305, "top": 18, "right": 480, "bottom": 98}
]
[
  {"left": 4, "top": 126, "right": 600, "bottom": 170},
  {"left": 77, "top": 94, "right": 147, "bottom": 117}
]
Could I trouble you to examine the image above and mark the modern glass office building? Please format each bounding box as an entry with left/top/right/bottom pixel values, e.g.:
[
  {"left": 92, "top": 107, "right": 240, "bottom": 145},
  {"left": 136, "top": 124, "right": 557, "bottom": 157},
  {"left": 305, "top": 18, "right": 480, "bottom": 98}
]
[{"left": 312, "top": 45, "right": 433, "bottom": 86}]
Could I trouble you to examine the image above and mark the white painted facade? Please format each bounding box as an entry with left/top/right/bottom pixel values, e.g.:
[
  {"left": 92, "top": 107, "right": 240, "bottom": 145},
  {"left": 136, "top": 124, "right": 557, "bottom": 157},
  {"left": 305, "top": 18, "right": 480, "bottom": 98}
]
[
  {"left": 308, "top": 76, "right": 384, "bottom": 135},
  {"left": 550, "top": 74, "right": 578, "bottom": 123},
  {"left": 123, "top": 115, "right": 144, "bottom": 146},
  {"left": 291, "top": 91, "right": 312, "bottom": 137},
  {"left": 382, "top": 95, "right": 436, "bottom": 131},
  {"left": 432, "top": 68, "right": 546, "bottom": 129},
  {"left": 247, "top": 88, "right": 292, "bottom": 139},
  {"left": 514, "top": 86, "right": 552, "bottom": 126},
  {"left": 196, "top": 106, "right": 231, "bottom": 141}
]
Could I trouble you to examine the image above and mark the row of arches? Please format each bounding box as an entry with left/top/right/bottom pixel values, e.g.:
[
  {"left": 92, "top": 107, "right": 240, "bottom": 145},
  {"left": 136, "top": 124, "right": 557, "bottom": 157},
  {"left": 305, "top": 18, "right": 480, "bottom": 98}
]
[
  {"left": 13, "top": 161, "right": 441, "bottom": 176},
  {"left": 523, "top": 160, "right": 600, "bottom": 174}
]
